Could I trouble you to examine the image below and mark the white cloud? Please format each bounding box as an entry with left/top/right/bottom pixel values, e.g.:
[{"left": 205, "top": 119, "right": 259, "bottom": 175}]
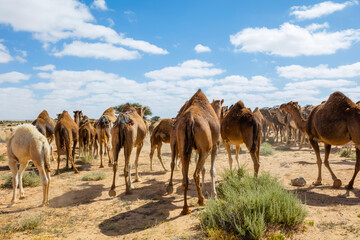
[
  {"left": 124, "top": 10, "right": 137, "bottom": 23},
  {"left": 290, "top": 0, "right": 358, "bottom": 20},
  {"left": 277, "top": 62, "right": 360, "bottom": 79},
  {"left": 0, "top": 40, "right": 13, "bottom": 63},
  {"left": 33, "top": 64, "right": 56, "bottom": 71},
  {"left": 194, "top": 44, "right": 211, "bottom": 53},
  {"left": 54, "top": 41, "right": 141, "bottom": 60},
  {"left": 145, "top": 59, "right": 225, "bottom": 81},
  {"left": 230, "top": 22, "right": 360, "bottom": 57},
  {"left": 284, "top": 79, "right": 354, "bottom": 90},
  {"left": 91, "top": 0, "right": 107, "bottom": 10},
  {"left": 0, "top": 71, "right": 30, "bottom": 84},
  {"left": 0, "top": 0, "right": 168, "bottom": 56}
]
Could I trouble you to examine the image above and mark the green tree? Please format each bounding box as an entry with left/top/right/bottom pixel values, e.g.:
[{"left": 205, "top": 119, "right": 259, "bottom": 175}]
[
  {"left": 113, "top": 103, "right": 152, "bottom": 117},
  {"left": 151, "top": 116, "right": 160, "bottom": 122}
]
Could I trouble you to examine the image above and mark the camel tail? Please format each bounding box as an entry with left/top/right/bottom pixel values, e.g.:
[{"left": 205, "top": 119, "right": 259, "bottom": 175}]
[
  {"left": 184, "top": 119, "right": 194, "bottom": 158},
  {"left": 251, "top": 118, "right": 260, "bottom": 153},
  {"left": 60, "top": 126, "right": 72, "bottom": 156},
  {"left": 57, "top": 125, "right": 66, "bottom": 151},
  {"left": 42, "top": 144, "right": 51, "bottom": 173}
]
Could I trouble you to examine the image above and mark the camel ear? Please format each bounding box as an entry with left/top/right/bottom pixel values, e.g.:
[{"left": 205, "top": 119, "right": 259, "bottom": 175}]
[
  {"left": 143, "top": 107, "right": 147, "bottom": 111},
  {"left": 290, "top": 101, "right": 293, "bottom": 104},
  {"left": 212, "top": 99, "right": 215, "bottom": 103},
  {"left": 73, "top": 111, "right": 76, "bottom": 113},
  {"left": 221, "top": 99, "right": 224, "bottom": 104}
]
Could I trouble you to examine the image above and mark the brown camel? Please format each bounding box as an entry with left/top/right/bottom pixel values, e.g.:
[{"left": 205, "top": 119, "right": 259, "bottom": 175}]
[
  {"left": 167, "top": 89, "right": 220, "bottom": 215},
  {"left": 259, "top": 108, "right": 276, "bottom": 142},
  {"left": 79, "top": 116, "right": 96, "bottom": 157},
  {"left": 148, "top": 121, "right": 158, "bottom": 135},
  {"left": 95, "top": 107, "right": 117, "bottom": 168},
  {"left": 54, "top": 110, "right": 79, "bottom": 175},
  {"left": 211, "top": 99, "right": 224, "bottom": 120},
  {"left": 32, "top": 110, "right": 56, "bottom": 161},
  {"left": 149, "top": 118, "right": 175, "bottom": 171},
  {"left": 73, "top": 110, "right": 83, "bottom": 127},
  {"left": 221, "top": 101, "right": 262, "bottom": 172},
  {"left": 109, "top": 104, "right": 147, "bottom": 196},
  {"left": 280, "top": 91, "right": 360, "bottom": 189}
]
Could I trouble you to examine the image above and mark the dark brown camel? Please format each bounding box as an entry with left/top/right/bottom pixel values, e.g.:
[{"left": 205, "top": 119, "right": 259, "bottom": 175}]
[
  {"left": 73, "top": 110, "right": 83, "bottom": 127},
  {"left": 167, "top": 89, "right": 220, "bottom": 215},
  {"left": 280, "top": 91, "right": 360, "bottom": 189},
  {"left": 54, "top": 110, "right": 79, "bottom": 175},
  {"left": 32, "top": 110, "right": 56, "bottom": 161},
  {"left": 79, "top": 115, "right": 96, "bottom": 157},
  {"left": 109, "top": 104, "right": 147, "bottom": 196},
  {"left": 95, "top": 107, "right": 117, "bottom": 168},
  {"left": 221, "top": 101, "right": 262, "bottom": 173}
]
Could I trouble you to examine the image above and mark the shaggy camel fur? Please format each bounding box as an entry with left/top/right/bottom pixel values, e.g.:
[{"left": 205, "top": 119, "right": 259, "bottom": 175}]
[
  {"left": 149, "top": 118, "right": 175, "bottom": 171},
  {"left": 7, "top": 124, "right": 51, "bottom": 206},
  {"left": 32, "top": 110, "right": 56, "bottom": 161},
  {"left": 73, "top": 110, "right": 83, "bottom": 127},
  {"left": 221, "top": 101, "right": 262, "bottom": 172},
  {"left": 54, "top": 111, "right": 79, "bottom": 174},
  {"left": 167, "top": 90, "right": 220, "bottom": 215},
  {"left": 109, "top": 104, "right": 147, "bottom": 196},
  {"left": 79, "top": 116, "right": 96, "bottom": 157},
  {"left": 280, "top": 92, "right": 360, "bottom": 189},
  {"left": 95, "top": 107, "right": 117, "bottom": 168}
]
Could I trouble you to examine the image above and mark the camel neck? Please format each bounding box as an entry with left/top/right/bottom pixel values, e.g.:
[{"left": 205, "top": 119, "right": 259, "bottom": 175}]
[{"left": 287, "top": 107, "right": 306, "bottom": 133}]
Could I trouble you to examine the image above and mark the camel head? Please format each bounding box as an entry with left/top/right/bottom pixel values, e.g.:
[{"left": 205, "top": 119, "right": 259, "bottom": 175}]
[
  {"left": 211, "top": 99, "right": 224, "bottom": 119},
  {"left": 135, "top": 107, "right": 146, "bottom": 118},
  {"left": 73, "top": 110, "right": 83, "bottom": 121},
  {"left": 280, "top": 101, "right": 299, "bottom": 113},
  {"left": 356, "top": 100, "right": 360, "bottom": 106}
]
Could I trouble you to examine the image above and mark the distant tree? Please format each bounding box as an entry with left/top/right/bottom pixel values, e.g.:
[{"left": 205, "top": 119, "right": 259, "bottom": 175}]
[
  {"left": 151, "top": 116, "right": 160, "bottom": 122},
  {"left": 113, "top": 103, "right": 152, "bottom": 117}
]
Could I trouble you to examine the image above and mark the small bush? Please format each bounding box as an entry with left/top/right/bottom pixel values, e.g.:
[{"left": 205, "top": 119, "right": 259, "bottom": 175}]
[
  {"left": 81, "top": 172, "right": 106, "bottom": 181},
  {"left": 339, "top": 149, "right": 349, "bottom": 157},
  {"left": 199, "top": 167, "right": 307, "bottom": 240},
  {"left": 1, "top": 171, "right": 41, "bottom": 188},
  {"left": 260, "top": 142, "right": 275, "bottom": 156},
  {"left": 351, "top": 153, "right": 356, "bottom": 161},
  {"left": 0, "top": 155, "right": 5, "bottom": 161},
  {"left": 2, "top": 213, "right": 43, "bottom": 233},
  {"left": 78, "top": 152, "right": 94, "bottom": 164}
]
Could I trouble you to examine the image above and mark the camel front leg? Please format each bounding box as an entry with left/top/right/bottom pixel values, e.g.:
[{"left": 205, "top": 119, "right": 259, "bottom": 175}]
[
  {"left": 157, "top": 143, "right": 167, "bottom": 171},
  {"left": 166, "top": 143, "right": 177, "bottom": 194},
  {"left": 70, "top": 141, "right": 79, "bottom": 174},
  {"left": 323, "top": 144, "right": 342, "bottom": 188},
  {"left": 309, "top": 139, "right": 323, "bottom": 186},
  {"left": 346, "top": 146, "right": 360, "bottom": 189},
  {"left": 124, "top": 145, "right": 133, "bottom": 194},
  {"left": 99, "top": 137, "right": 104, "bottom": 168},
  {"left": 106, "top": 141, "right": 113, "bottom": 167},
  {"left": 149, "top": 144, "right": 155, "bottom": 171},
  {"left": 223, "top": 140, "right": 233, "bottom": 170},
  {"left": 210, "top": 145, "right": 218, "bottom": 198},
  {"left": 37, "top": 165, "right": 50, "bottom": 206},
  {"left": 8, "top": 158, "right": 18, "bottom": 207},
  {"left": 109, "top": 141, "right": 121, "bottom": 197},
  {"left": 18, "top": 162, "right": 29, "bottom": 199},
  {"left": 235, "top": 144, "right": 240, "bottom": 168},
  {"left": 134, "top": 143, "right": 143, "bottom": 182}
]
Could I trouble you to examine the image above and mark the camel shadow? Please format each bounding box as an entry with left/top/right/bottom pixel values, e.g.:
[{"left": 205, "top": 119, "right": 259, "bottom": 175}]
[
  {"left": 49, "top": 183, "right": 105, "bottom": 208},
  {"left": 0, "top": 165, "right": 10, "bottom": 171},
  {"left": 294, "top": 160, "right": 316, "bottom": 165},
  {"left": 291, "top": 185, "right": 360, "bottom": 207}
]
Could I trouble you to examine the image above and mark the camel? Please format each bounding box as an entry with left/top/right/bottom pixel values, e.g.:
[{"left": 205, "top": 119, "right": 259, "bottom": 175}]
[
  {"left": 7, "top": 124, "right": 51, "bottom": 206},
  {"left": 73, "top": 110, "right": 83, "bottom": 127},
  {"left": 211, "top": 99, "right": 224, "bottom": 120},
  {"left": 109, "top": 104, "right": 147, "bottom": 196},
  {"left": 280, "top": 91, "right": 360, "bottom": 189},
  {"left": 94, "top": 107, "right": 117, "bottom": 168},
  {"left": 32, "top": 110, "right": 56, "bottom": 161},
  {"left": 259, "top": 108, "right": 276, "bottom": 142},
  {"left": 149, "top": 118, "right": 175, "bottom": 171},
  {"left": 79, "top": 116, "right": 96, "bottom": 157},
  {"left": 148, "top": 121, "right": 158, "bottom": 135},
  {"left": 221, "top": 101, "right": 262, "bottom": 172},
  {"left": 167, "top": 89, "right": 220, "bottom": 215},
  {"left": 54, "top": 110, "right": 79, "bottom": 175}
]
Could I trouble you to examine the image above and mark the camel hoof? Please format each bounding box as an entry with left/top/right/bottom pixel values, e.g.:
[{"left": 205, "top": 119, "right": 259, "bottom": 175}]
[
  {"left": 345, "top": 184, "right": 353, "bottom": 190},
  {"left": 109, "top": 189, "right": 116, "bottom": 197},
  {"left": 166, "top": 185, "right": 173, "bottom": 194},
  {"left": 108, "top": 163, "right": 113, "bottom": 167},
  {"left": 125, "top": 190, "right": 133, "bottom": 195},
  {"left": 312, "top": 181, "right": 322, "bottom": 186},
  {"left": 181, "top": 208, "right": 191, "bottom": 215},
  {"left": 333, "top": 179, "right": 342, "bottom": 189},
  {"left": 19, "top": 196, "right": 25, "bottom": 200},
  {"left": 134, "top": 178, "right": 141, "bottom": 183},
  {"left": 54, "top": 171, "right": 60, "bottom": 176},
  {"left": 198, "top": 200, "right": 204, "bottom": 206},
  {"left": 74, "top": 171, "right": 80, "bottom": 174}
]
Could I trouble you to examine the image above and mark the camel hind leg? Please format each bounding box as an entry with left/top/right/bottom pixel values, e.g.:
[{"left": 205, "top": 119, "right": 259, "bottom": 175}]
[
  {"left": 193, "top": 150, "right": 209, "bottom": 206},
  {"left": 18, "top": 162, "right": 29, "bottom": 199},
  {"left": 223, "top": 140, "right": 234, "bottom": 170},
  {"left": 323, "top": 144, "right": 341, "bottom": 188},
  {"left": 210, "top": 145, "right": 218, "bottom": 198},
  {"left": 8, "top": 157, "right": 19, "bottom": 206},
  {"left": 309, "top": 139, "right": 323, "bottom": 186},
  {"left": 166, "top": 142, "right": 177, "bottom": 194},
  {"left": 181, "top": 155, "right": 191, "bottom": 215},
  {"left": 346, "top": 145, "right": 360, "bottom": 189},
  {"left": 109, "top": 139, "right": 121, "bottom": 197},
  {"left": 134, "top": 142, "right": 143, "bottom": 182},
  {"left": 33, "top": 160, "right": 50, "bottom": 206},
  {"left": 156, "top": 143, "right": 167, "bottom": 171},
  {"left": 235, "top": 144, "right": 240, "bottom": 168}
]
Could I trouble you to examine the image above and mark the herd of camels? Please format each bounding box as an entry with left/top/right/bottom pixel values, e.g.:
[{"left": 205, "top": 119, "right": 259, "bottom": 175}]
[{"left": 6, "top": 89, "right": 360, "bottom": 215}]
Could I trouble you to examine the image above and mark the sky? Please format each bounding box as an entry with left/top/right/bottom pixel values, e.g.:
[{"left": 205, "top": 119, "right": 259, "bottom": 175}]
[{"left": 0, "top": 0, "right": 360, "bottom": 120}]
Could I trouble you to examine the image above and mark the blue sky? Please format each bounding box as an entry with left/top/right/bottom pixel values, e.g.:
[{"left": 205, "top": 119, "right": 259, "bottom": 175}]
[{"left": 0, "top": 0, "right": 360, "bottom": 120}]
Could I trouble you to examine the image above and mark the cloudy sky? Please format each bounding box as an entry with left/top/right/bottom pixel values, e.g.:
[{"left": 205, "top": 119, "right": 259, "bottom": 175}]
[{"left": 0, "top": 0, "right": 360, "bottom": 120}]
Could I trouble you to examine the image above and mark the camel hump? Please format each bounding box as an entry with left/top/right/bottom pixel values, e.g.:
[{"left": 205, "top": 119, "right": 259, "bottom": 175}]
[
  {"left": 326, "top": 91, "right": 354, "bottom": 108},
  {"left": 122, "top": 104, "right": 137, "bottom": 112},
  {"left": 102, "top": 107, "right": 115, "bottom": 116}
]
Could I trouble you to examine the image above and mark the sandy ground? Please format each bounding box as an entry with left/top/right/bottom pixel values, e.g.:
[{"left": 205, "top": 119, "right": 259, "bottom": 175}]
[{"left": 0, "top": 126, "right": 360, "bottom": 240}]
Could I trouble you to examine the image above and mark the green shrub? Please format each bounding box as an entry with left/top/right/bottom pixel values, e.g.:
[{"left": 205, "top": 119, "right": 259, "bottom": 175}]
[
  {"left": 339, "top": 149, "right": 349, "bottom": 157},
  {"left": 0, "top": 155, "right": 5, "bottom": 161},
  {"left": 351, "top": 153, "right": 356, "bottom": 161},
  {"left": 81, "top": 172, "right": 106, "bottom": 181},
  {"left": 260, "top": 142, "right": 275, "bottom": 156},
  {"left": 1, "top": 171, "right": 41, "bottom": 188},
  {"left": 78, "top": 152, "right": 94, "bottom": 164},
  {"left": 2, "top": 213, "right": 43, "bottom": 233},
  {"left": 199, "top": 167, "right": 307, "bottom": 240}
]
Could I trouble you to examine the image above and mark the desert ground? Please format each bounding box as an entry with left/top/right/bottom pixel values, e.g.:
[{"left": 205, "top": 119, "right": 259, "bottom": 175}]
[{"left": 0, "top": 125, "right": 360, "bottom": 240}]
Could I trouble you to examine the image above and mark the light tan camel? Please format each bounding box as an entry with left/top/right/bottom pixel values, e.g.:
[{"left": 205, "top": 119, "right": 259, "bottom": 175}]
[
  {"left": 54, "top": 110, "right": 79, "bottom": 175},
  {"left": 166, "top": 89, "right": 220, "bottom": 215},
  {"left": 109, "top": 104, "right": 147, "bottom": 196},
  {"left": 149, "top": 118, "right": 174, "bottom": 171},
  {"left": 280, "top": 91, "right": 360, "bottom": 189},
  {"left": 7, "top": 124, "right": 51, "bottom": 207},
  {"left": 221, "top": 101, "right": 262, "bottom": 173},
  {"left": 32, "top": 110, "right": 56, "bottom": 161},
  {"left": 95, "top": 107, "right": 117, "bottom": 168}
]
